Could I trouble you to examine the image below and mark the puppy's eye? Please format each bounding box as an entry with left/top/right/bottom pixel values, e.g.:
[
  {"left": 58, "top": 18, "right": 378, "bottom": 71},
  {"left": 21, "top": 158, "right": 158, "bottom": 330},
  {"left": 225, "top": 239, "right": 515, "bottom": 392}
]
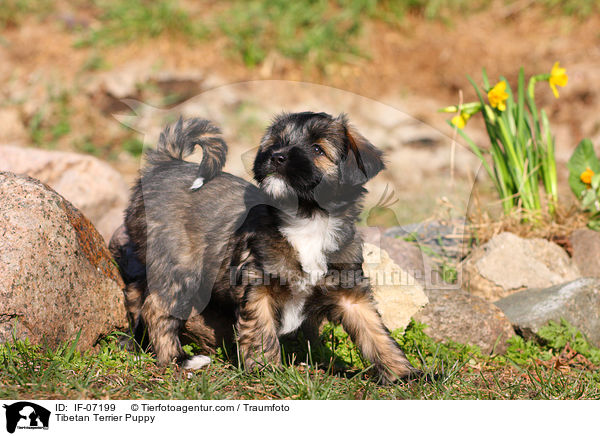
[{"left": 312, "top": 144, "right": 325, "bottom": 156}]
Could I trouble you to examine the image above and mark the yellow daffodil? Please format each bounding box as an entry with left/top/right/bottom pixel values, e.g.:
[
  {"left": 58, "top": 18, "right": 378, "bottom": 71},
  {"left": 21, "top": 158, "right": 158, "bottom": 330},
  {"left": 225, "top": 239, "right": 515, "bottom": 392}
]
[
  {"left": 549, "top": 62, "right": 568, "bottom": 98},
  {"left": 451, "top": 112, "right": 471, "bottom": 129},
  {"left": 581, "top": 167, "right": 594, "bottom": 185},
  {"left": 488, "top": 81, "right": 509, "bottom": 111}
]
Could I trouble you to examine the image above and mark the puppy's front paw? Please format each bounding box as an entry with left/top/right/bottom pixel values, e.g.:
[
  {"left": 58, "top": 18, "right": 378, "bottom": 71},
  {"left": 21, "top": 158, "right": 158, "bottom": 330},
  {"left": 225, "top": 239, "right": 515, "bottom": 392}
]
[
  {"left": 182, "top": 354, "right": 212, "bottom": 370},
  {"left": 378, "top": 365, "right": 424, "bottom": 385}
]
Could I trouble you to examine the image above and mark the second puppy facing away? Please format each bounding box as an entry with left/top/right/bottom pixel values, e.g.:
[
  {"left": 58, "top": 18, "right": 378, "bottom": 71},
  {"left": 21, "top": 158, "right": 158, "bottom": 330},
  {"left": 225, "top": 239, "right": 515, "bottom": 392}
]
[{"left": 117, "top": 112, "right": 421, "bottom": 383}]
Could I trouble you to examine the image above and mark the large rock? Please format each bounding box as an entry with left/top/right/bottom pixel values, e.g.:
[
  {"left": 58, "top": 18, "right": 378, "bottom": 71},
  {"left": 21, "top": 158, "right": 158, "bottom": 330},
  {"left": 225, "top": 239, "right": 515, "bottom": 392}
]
[
  {"left": 0, "top": 145, "right": 129, "bottom": 242},
  {"left": 495, "top": 278, "right": 600, "bottom": 347},
  {"left": 463, "top": 232, "right": 579, "bottom": 302},
  {"left": 0, "top": 172, "right": 127, "bottom": 350},
  {"left": 362, "top": 243, "right": 429, "bottom": 331},
  {"left": 414, "top": 289, "right": 515, "bottom": 354},
  {"left": 570, "top": 228, "right": 600, "bottom": 278}
]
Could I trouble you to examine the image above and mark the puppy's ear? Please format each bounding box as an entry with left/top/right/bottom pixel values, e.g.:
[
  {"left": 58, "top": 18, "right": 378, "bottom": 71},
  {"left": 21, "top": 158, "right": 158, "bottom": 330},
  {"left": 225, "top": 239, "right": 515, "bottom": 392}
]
[{"left": 337, "top": 114, "right": 385, "bottom": 186}]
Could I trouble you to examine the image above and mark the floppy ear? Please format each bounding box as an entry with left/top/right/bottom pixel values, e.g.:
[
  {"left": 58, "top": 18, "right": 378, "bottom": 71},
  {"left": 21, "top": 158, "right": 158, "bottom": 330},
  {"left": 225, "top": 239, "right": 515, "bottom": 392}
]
[{"left": 338, "top": 114, "right": 385, "bottom": 186}]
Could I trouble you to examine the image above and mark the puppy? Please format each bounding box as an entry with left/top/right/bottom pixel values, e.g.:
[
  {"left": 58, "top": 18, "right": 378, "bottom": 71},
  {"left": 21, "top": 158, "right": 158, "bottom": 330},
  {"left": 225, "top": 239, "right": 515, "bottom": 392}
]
[{"left": 119, "top": 112, "right": 421, "bottom": 383}]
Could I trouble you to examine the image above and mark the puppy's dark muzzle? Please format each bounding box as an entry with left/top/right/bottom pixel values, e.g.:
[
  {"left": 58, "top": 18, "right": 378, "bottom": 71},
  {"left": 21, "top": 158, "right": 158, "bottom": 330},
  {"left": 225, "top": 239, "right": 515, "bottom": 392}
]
[{"left": 271, "top": 152, "right": 286, "bottom": 167}]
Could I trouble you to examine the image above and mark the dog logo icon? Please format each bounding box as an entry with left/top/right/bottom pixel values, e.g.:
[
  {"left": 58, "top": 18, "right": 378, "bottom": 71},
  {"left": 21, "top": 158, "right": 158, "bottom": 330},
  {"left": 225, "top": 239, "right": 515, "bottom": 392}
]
[{"left": 3, "top": 402, "right": 50, "bottom": 433}]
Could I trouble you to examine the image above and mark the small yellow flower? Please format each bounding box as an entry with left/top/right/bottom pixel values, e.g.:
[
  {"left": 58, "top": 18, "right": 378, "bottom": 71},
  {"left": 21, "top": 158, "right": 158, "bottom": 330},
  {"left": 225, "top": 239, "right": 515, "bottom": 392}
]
[
  {"left": 581, "top": 167, "right": 594, "bottom": 185},
  {"left": 549, "top": 62, "right": 568, "bottom": 98},
  {"left": 488, "top": 81, "right": 509, "bottom": 111},
  {"left": 451, "top": 112, "right": 471, "bottom": 129}
]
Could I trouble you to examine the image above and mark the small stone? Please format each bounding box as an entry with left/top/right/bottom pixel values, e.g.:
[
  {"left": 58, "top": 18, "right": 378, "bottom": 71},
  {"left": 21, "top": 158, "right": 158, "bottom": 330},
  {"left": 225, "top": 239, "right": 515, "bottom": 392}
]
[
  {"left": 463, "top": 232, "right": 580, "bottom": 302},
  {"left": 359, "top": 227, "right": 438, "bottom": 287},
  {"left": 362, "top": 243, "right": 429, "bottom": 331},
  {"left": 569, "top": 228, "right": 600, "bottom": 278}
]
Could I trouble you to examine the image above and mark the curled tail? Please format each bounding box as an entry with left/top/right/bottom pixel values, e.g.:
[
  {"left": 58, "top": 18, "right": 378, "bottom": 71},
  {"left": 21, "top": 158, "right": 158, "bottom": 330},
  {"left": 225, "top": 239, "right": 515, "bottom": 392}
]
[{"left": 146, "top": 117, "right": 228, "bottom": 189}]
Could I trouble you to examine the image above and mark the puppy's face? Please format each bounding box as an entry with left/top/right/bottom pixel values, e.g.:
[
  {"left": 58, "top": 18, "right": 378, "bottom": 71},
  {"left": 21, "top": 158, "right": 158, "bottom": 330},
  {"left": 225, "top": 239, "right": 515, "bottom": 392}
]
[{"left": 253, "top": 112, "right": 384, "bottom": 205}]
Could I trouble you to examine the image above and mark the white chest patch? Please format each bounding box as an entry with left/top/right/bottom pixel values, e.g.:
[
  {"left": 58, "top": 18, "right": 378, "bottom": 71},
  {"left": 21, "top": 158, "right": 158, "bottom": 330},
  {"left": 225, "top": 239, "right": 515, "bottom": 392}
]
[{"left": 280, "top": 214, "right": 343, "bottom": 285}]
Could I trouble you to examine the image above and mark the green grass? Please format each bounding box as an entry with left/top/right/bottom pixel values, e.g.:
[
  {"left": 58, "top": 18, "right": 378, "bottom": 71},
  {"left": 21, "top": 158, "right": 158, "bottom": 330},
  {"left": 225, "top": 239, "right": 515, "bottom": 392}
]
[
  {"left": 71, "top": 0, "right": 493, "bottom": 69},
  {"left": 5, "top": 0, "right": 597, "bottom": 71},
  {"left": 538, "top": 0, "right": 600, "bottom": 17},
  {"left": 28, "top": 91, "right": 72, "bottom": 148},
  {"left": 2, "top": 320, "right": 598, "bottom": 400},
  {"left": 216, "top": 0, "right": 492, "bottom": 70},
  {"left": 218, "top": 0, "right": 366, "bottom": 69},
  {"left": 74, "top": 136, "right": 102, "bottom": 156},
  {"left": 75, "top": 0, "right": 207, "bottom": 47},
  {"left": 122, "top": 137, "right": 145, "bottom": 157},
  {"left": 81, "top": 53, "right": 110, "bottom": 72},
  {"left": 0, "top": 0, "right": 53, "bottom": 30}
]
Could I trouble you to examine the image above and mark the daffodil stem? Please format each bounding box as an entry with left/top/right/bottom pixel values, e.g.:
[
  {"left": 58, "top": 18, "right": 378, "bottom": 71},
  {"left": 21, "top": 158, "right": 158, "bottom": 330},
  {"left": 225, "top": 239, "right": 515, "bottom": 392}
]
[
  {"left": 438, "top": 102, "right": 482, "bottom": 114},
  {"left": 447, "top": 68, "right": 561, "bottom": 220}
]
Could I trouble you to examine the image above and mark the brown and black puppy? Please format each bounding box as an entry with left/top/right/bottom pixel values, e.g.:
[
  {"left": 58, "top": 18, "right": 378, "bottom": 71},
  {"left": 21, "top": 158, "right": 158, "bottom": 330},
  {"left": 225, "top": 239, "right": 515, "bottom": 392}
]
[{"left": 120, "top": 112, "right": 421, "bottom": 383}]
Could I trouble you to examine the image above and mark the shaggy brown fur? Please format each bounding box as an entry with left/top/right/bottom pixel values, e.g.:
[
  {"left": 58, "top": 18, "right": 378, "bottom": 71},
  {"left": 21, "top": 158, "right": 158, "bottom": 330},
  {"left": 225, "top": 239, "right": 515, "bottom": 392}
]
[{"left": 116, "top": 113, "right": 421, "bottom": 383}]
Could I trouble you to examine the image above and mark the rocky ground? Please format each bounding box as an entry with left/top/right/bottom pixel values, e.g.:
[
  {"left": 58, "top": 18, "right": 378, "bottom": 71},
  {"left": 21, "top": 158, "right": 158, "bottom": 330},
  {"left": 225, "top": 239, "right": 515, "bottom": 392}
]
[
  {"left": 2, "top": 156, "right": 600, "bottom": 359},
  {"left": 2, "top": 1, "right": 600, "bottom": 224},
  {"left": 1, "top": 1, "right": 600, "bottom": 397}
]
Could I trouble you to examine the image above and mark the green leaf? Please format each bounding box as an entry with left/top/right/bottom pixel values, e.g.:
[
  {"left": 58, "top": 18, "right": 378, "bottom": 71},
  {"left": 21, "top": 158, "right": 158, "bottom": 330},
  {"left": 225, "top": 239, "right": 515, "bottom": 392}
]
[
  {"left": 516, "top": 68, "right": 526, "bottom": 156},
  {"left": 588, "top": 219, "right": 600, "bottom": 231},
  {"left": 481, "top": 68, "right": 490, "bottom": 90},
  {"left": 567, "top": 139, "right": 600, "bottom": 199},
  {"left": 582, "top": 189, "right": 597, "bottom": 208},
  {"left": 592, "top": 173, "right": 600, "bottom": 190}
]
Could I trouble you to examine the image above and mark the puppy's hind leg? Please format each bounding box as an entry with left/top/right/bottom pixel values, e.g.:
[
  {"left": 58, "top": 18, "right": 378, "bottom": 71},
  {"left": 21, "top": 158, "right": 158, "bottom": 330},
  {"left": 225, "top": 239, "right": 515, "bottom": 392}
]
[
  {"left": 142, "top": 292, "right": 212, "bottom": 369},
  {"left": 327, "top": 288, "right": 421, "bottom": 384},
  {"left": 141, "top": 292, "right": 188, "bottom": 366},
  {"left": 237, "top": 286, "right": 281, "bottom": 371},
  {"left": 121, "top": 281, "right": 150, "bottom": 351}
]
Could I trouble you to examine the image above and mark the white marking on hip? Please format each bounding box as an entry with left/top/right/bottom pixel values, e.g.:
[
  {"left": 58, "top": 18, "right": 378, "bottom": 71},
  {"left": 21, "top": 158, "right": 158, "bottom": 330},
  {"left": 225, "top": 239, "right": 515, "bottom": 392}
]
[{"left": 190, "top": 177, "right": 204, "bottom": 190}]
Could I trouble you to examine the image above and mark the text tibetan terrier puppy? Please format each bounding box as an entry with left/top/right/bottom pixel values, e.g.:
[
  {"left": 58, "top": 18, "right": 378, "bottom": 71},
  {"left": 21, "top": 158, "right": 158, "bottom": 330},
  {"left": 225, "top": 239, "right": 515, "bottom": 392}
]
[{"left": 114, "top": 112, "right": 421, "bottom": 383}]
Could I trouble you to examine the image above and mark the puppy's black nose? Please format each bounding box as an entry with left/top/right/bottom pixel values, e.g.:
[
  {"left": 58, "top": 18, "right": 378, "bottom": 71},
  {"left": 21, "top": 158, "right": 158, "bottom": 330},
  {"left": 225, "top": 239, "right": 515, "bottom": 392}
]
[{"left": 271, "top": 152, "right": 286, "bottom": 166}]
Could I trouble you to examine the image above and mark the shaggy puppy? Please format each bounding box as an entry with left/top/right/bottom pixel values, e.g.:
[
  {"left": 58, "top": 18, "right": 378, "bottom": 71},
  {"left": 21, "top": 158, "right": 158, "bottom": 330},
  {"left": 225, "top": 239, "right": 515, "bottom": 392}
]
[{"left": 118, "top": 112, "right": 421, "bottom": 383}]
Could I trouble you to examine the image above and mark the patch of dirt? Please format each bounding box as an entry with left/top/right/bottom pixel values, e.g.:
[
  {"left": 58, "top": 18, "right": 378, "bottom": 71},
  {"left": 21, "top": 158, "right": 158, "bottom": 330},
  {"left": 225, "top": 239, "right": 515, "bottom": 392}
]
[{"left": 1, "top": 1, "right": 599, "bottom": 223}]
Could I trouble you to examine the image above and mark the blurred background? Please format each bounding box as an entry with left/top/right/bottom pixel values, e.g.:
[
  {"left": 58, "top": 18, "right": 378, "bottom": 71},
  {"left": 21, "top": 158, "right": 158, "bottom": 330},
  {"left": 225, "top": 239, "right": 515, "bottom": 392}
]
[{"left": 1, "top": 0, "right": 599, "bottom": 230}]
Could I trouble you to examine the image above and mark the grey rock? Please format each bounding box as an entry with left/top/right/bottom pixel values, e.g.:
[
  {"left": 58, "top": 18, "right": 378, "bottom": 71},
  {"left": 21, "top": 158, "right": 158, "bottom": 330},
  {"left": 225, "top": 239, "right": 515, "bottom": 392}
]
[
  {"left": 0, "top": 144, "right": 129, "bottom": 243},
  {"left": 463, "top": 232, "right": 580, "bottom": 302},
  {"left": 495, "top": 278, "right": 600, "bottom": 347},
  {"left": 0, "top": 172, "right": 127, "bottom": 350},
  {"left": 414, "top": 288, "right": 515, "bottom": 354},
  {"left": 570, "top": 228, "right": 600, "bottom": 278},
  {"left": 97, "top": 60, "right": 152, "bottom": 99}
]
